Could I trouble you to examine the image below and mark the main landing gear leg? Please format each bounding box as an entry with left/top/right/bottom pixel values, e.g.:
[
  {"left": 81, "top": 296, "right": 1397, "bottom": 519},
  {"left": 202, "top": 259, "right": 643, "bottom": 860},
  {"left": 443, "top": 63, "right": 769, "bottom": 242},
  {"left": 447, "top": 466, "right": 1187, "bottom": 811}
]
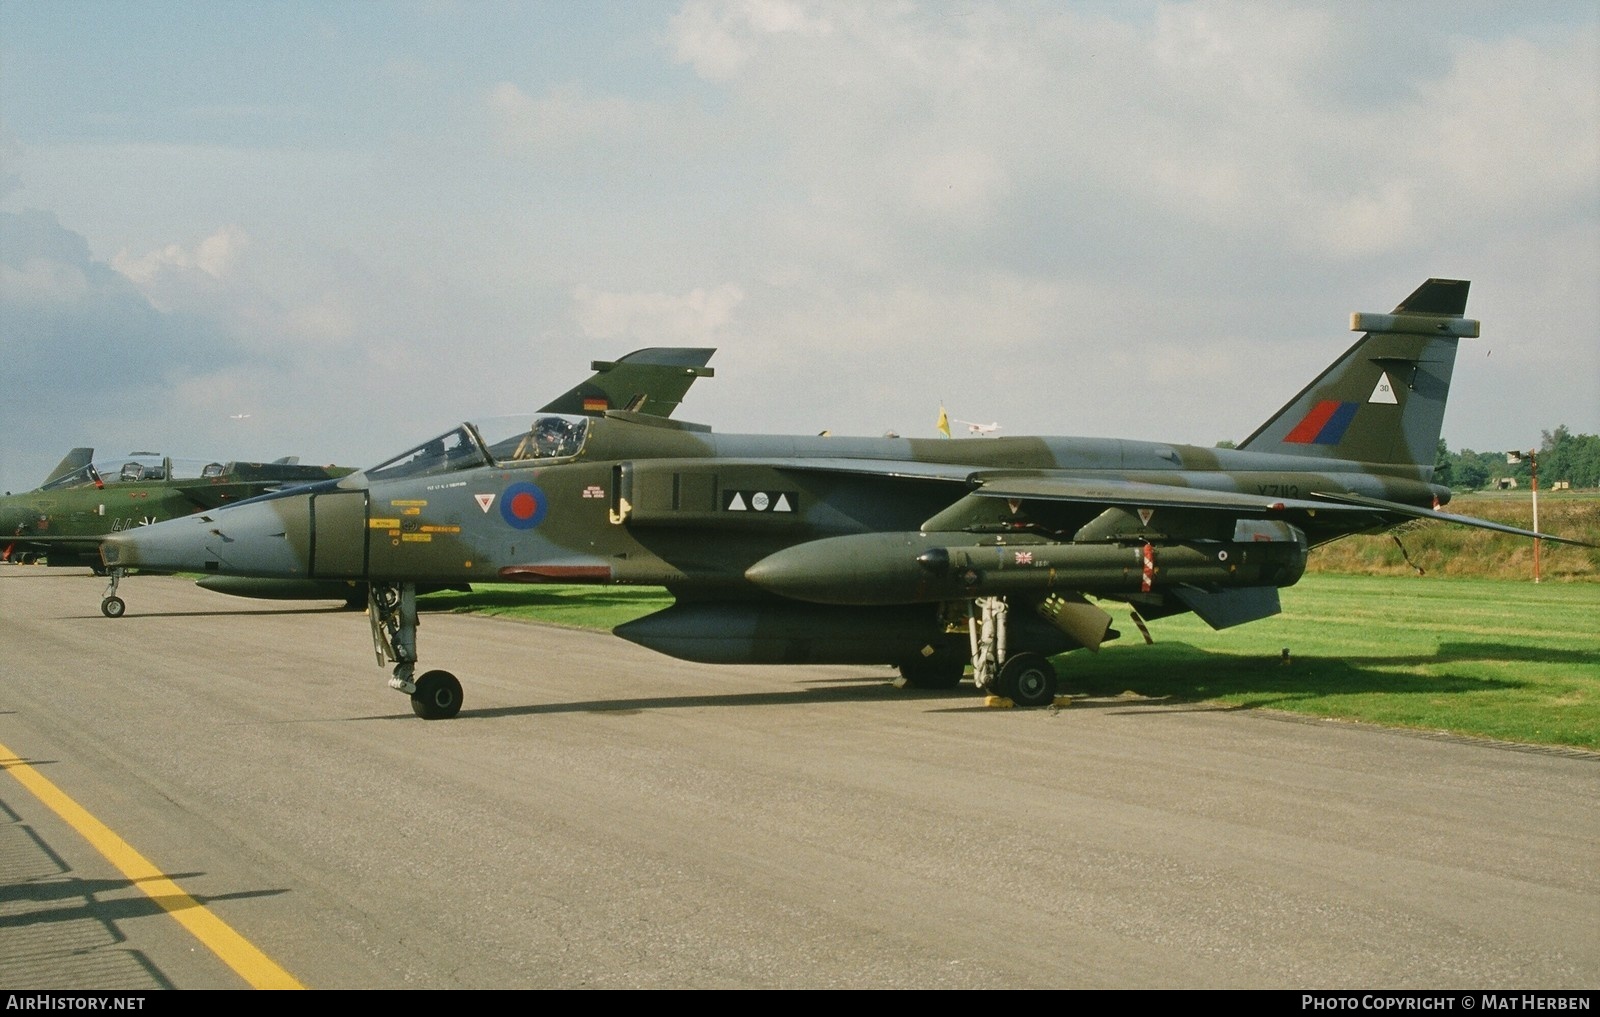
[
  {"left": 966, "top": 596, "right": 1058, "bottom": 708},
  {"left": 968, "top": 596, "right": 1007, "bottom": 695},
  {"left": 370, "top": 581, "right": 462, "bottom": 720},
  {"left": 101, "top": 569, "right": 126, "bottom": 618}
]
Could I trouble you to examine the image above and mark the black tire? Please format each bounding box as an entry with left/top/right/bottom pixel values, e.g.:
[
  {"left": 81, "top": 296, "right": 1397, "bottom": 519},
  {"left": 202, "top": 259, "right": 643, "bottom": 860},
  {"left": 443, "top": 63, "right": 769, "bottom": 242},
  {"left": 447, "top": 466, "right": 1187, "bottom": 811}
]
[
  {"left": 101, "top": 596, "right": 126, "bottom": 619},
  {"left": 411, "top": 669, "right": 463, "bottom": 720},
  {"left": 998, "top": 652, "right": 1057, "bottom": 707},
  {"left": 897, "top": 657, "right": 967, "bottom": 690}
]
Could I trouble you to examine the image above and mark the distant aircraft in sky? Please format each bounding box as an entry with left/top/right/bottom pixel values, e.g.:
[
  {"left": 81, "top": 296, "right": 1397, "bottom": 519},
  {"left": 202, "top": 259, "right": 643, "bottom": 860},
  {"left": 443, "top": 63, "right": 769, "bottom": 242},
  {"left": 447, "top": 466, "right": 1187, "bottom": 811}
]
[{"left": 955, "top": 419, "right": 1001, "bottom": 435}]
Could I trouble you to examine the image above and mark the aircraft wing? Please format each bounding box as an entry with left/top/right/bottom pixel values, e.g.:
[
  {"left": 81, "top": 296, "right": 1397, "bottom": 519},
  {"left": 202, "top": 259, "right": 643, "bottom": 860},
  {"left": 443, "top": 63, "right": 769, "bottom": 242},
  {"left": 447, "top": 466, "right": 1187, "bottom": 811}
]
[
  {"left": 968, "top": 473, "right": 1352, "bottom": 514},
  {"left": 743, "top": 457, "right": 977, "bottom": 483},
  {"left": 757, "top": 459, "right": 1406, "bottom": 518},
  {"left": 1308, "top": 491, "right": 1596, "bottom": 546},
  {"left": 2, "top": 533, "right": 109, "bottom": 570},
  {"left": 745, "top": 462, "right": 1592, "bottom": 546},
  {"left": 4, "top": 534, "right": 103, "bottom": 551},
  {"left": 969, "top": 473, "right": 1593, "bottom": 547}
]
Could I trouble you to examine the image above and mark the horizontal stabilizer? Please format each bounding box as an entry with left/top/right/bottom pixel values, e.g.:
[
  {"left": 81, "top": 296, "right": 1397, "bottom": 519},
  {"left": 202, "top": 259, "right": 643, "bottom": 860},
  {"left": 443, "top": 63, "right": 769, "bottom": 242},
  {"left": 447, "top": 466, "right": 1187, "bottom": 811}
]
[{"left": 1310, "top": 492, "right": 1597, "bottom": 547}]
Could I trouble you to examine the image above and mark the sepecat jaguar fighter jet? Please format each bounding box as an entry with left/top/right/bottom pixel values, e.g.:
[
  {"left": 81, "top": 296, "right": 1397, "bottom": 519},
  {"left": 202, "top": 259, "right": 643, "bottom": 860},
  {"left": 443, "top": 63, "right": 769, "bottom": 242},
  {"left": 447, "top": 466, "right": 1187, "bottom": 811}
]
[{"left": 100, "top": 279, "right": 1591, "bottom": 719}]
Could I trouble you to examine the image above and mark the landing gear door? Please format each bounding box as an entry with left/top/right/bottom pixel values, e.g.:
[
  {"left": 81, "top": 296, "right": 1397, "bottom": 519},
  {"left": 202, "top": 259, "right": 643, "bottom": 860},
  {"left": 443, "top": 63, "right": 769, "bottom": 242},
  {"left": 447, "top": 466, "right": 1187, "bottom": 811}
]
[{"left": 310, "top": 490, "right": 369, "bottom": 579}]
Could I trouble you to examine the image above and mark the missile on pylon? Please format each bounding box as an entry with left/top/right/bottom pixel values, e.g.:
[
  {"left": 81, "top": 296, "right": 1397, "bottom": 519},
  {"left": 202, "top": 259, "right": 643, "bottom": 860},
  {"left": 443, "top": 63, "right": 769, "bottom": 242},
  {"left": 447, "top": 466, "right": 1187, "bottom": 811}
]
[{"left": 743, "top": 529, "right": 1306, "bottom": 606}]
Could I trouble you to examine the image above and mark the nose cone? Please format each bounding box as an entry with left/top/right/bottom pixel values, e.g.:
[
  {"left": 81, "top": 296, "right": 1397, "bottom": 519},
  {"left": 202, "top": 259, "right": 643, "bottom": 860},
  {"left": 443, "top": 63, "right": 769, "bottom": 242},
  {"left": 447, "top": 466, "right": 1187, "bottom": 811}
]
[{"left": 100, "top": 495, "right": 314, "bottom": 577}]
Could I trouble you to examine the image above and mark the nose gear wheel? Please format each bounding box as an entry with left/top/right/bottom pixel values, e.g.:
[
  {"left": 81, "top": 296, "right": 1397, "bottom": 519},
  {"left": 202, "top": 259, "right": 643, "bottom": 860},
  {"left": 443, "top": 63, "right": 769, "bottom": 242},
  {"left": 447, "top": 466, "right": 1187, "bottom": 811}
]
[{"left": 370, "top": 582, "right": 464, "bottom": 719}]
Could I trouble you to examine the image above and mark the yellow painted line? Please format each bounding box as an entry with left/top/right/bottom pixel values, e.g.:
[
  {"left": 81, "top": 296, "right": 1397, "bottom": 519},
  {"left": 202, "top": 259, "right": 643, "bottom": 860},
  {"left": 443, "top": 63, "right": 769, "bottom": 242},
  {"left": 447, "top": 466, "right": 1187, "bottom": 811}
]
[{"left": 0, "top": 742, "right": 305, "bottom": 989}]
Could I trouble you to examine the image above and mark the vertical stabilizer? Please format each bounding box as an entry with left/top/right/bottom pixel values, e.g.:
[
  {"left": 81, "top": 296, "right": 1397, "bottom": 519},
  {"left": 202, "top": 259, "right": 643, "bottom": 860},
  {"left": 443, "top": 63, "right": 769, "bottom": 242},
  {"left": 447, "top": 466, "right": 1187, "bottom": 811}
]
[
  {"left": 539, "top": 348, "right": 716, "bottom": 419},
  {"left": 1237, "top": 279, "right": 1476, "bottom": 470}
]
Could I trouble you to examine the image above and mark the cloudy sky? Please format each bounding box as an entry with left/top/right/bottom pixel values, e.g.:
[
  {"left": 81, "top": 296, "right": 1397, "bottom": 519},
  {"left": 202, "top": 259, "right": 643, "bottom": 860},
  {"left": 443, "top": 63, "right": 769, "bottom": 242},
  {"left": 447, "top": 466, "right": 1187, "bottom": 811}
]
[{"left": 2, "top": 0, "right": 1596, "bottom": 494}]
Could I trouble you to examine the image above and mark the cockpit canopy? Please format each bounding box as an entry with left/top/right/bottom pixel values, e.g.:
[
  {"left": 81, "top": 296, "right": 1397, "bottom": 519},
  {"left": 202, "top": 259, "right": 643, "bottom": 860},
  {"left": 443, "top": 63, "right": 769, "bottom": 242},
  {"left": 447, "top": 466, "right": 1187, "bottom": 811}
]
[
  {"left": 39, "top": 454, "right": 178, "bottom": 490},
  {"left": 365, "top": 414, "right": 591, "bottom": 481}
]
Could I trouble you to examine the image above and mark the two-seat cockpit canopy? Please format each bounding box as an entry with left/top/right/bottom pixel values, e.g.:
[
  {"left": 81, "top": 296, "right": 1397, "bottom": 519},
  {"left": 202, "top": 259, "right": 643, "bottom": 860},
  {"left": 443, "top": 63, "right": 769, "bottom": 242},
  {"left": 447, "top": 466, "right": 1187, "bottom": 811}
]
[
  {"left": 39, "top": 454, "right": 190, "bottom": 490},
  {"left": 37, "top": 455, "right": 337, "bottom": 491},
  {"left": 365, "top": 414, "right": 591, "bottom": 482}
]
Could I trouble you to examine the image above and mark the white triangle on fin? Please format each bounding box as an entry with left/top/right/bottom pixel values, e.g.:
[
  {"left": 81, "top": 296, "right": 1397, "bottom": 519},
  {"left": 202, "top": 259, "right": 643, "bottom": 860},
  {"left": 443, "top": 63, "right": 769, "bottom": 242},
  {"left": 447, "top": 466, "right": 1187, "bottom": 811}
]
[
  {"left": 1369, "top": 372, "right": 1399, "bottom": 404},
  {"left": 728, "top": 493, "right": 747, "bottom": 510},
  {"left": 774, "top": 494, "right": 792, "bottom": 512}
]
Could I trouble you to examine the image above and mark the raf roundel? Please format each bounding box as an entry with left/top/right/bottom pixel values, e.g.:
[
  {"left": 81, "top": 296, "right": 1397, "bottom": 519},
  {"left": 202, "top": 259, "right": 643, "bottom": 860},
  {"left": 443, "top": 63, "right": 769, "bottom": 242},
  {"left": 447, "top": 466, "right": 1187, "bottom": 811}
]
[{"left": 499, "top": 481, "right": 550, "bottom": 530}]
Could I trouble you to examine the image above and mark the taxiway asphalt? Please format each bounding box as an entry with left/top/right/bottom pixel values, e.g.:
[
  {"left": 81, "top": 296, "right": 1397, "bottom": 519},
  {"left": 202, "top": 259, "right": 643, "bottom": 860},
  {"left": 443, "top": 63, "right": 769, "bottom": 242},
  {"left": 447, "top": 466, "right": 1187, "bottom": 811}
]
[{"left": 2, "top": 568, "right": 1596, "bottom": 989}]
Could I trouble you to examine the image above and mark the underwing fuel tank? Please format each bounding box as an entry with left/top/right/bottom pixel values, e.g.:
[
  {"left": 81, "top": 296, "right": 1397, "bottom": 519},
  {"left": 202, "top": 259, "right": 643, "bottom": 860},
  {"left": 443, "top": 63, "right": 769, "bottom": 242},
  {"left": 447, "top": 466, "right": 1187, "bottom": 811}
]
[
  {"left": 743, "top": 524, "right": 1307, "bottom": 606},
  {"left": 613, "top": 600, "right": 1075, "bottom": 665},
  {"left": 195, "top": 575, "right": 366, "bottom": 603}
]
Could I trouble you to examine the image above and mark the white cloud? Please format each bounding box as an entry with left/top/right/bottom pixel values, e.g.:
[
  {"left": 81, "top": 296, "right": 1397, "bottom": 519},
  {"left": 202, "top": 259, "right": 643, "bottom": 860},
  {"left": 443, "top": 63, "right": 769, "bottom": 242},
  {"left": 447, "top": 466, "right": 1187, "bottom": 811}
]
[
  {"left": 572, "top": 284, "right": 745, "bottom": 344},
  {"left": 670, "top": 0, "right": 838, "bottom": 81},
  {"left": 1412, "top": 30, "right": 1600, "bottom": 214},
  {"left": 1, "top": 3, "right": 1594, "bottom": 493},
  {"left": 112, "top": 223, "right": 248, "bottom": 286}
]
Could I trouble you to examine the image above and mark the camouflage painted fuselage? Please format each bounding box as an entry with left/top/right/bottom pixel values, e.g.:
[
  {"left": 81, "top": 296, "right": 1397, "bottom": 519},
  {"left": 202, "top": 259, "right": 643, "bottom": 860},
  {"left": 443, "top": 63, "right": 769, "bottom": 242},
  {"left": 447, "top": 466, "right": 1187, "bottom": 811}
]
[{"left": 96, "top": 413, "right": 1440, "bottom": 664}]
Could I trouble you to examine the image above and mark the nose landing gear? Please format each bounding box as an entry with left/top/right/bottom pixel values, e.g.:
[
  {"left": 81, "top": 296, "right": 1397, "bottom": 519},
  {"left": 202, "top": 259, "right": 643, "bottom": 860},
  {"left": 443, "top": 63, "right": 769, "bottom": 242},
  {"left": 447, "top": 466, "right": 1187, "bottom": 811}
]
[
  {"left": 370, "top": 581, "right": 464, "bottom": 720},
  {"left": 101, "top": 570, "right": 127, "bottom": 618}
]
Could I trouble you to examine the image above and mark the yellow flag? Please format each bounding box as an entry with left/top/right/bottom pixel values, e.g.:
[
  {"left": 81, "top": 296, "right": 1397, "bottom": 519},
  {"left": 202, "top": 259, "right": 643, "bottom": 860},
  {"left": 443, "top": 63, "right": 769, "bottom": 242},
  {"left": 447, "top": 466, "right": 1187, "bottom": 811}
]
[{"left": 936, "top": 404, "right": 951, "bottom": 438}]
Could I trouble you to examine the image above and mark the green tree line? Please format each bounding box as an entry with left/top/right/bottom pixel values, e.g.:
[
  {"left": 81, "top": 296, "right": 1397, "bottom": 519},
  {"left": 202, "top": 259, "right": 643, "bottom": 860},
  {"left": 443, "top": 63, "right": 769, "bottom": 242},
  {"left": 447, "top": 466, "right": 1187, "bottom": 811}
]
[{"left": 1435, "top": 425, "right": 1600, "bottom": 491}]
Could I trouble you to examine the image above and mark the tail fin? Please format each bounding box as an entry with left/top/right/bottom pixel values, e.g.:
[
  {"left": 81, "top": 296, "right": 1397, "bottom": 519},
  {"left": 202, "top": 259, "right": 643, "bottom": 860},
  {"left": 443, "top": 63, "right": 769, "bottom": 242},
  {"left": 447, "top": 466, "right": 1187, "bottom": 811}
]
[
  {"left": 1237, "top": 279, "right": 1477, "bottom": 470},
  {"left": 538, "top": 347, "right": 716, "bottom": 419},
  {"left": 42, "top": 447, "right": 94, "bottom": 486}
]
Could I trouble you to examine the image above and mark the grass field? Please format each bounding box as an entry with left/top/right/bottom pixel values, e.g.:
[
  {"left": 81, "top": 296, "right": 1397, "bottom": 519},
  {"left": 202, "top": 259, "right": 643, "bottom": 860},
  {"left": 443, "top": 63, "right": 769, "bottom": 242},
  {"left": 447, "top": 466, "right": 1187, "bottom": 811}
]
[
  {"left": 1307, "top": 491, "right": 1600, "bottom": 580},
  {"left": 423, "top": 573, "right": 1600, "bottom": 751},
  {"left": 1067, "top": 574, "right": 1599, "bottom": 751}
]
